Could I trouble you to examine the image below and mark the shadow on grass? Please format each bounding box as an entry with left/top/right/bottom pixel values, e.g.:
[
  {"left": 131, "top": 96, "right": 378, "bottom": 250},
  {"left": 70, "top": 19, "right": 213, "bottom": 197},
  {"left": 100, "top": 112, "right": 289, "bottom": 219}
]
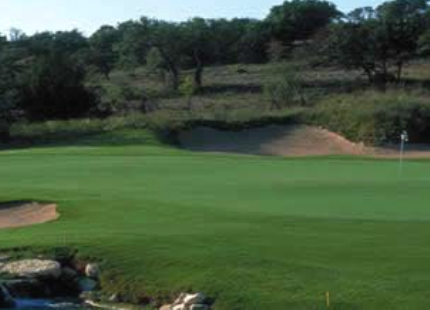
[
  {"left": 0, "top": 129, "right": 172, "bottom": 152},
  {"left": 0, "top": 201, "right": 35, "bottom": 211},
  {"left": 200, "top": 83, "right": 263, "bottom": 95}
]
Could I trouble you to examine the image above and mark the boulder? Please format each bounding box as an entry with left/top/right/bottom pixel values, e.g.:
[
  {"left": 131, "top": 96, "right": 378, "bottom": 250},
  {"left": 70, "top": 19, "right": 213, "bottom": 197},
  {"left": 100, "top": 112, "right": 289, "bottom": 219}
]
[
  {"left": 0, "top": 284, "right": 15, "bottom": 309},
  {"left": 183, "top": 293, "right": 206, "bottom": 306},
  {"left": 61, "top": 267, "right": 78, "bottom": 281},
  {"left": 78, "top": 278, "right": 98, "bottom": 292},
  {"left": 172, "top": 293, "right": 208, "bottom": 310},
  {"left": 0, "top": 260, "right": 61, "bottom": 279},
  {"left": 85, "top": 264, "right": 100, "bottom": 279},
  {"left": 173, "top": 293, "right": 187, "bottom": 305},
  {"left": 159, "top": 305, "right": 172, "bottom": 310}
]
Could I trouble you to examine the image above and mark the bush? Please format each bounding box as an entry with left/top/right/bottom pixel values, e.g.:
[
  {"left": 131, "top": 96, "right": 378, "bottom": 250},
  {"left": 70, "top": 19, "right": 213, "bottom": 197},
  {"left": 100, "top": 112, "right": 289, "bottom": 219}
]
[
  {"left": 18, "top": 54, "right": 97, "bottom": 121},
  {"left": 95, "top": 82, "right": 146, "bottom": 115},
  {"left": 310, "top": 90, "right": 430, "bottom": 144},
  {"left": 264, "top": 65, "right": 306, "bottom": 110}
]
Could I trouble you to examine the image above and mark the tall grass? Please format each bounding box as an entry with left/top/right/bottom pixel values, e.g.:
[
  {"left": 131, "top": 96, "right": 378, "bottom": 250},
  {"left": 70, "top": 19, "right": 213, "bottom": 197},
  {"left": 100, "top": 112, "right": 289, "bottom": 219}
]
[
  {"left": 11, "top": 114, "right": 150, "bottom": 144},
  {"left": 310, "top": 89, "right": 430, "bottom": 144}
]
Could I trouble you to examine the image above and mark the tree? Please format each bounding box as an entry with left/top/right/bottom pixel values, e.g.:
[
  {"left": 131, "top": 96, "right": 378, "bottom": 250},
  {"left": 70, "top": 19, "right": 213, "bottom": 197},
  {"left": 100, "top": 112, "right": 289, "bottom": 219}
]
[
  {"left": 316, "top": 0, "right": 430, "bottom": 86},
  {"left": 209, "top": 18, "right": 257, "bottom": 64},
  {"left": 181, "top": 18, "right": 214, "bottom": 90},
  {"left": 376, "top": 0, "right": 430, "bottom": 81},
  {"left": 266, "top": 0, "right": 341, "bottom": 46},
  {"left": 237, "top": 20, "right": 271, "bottom": 63},
  {"left": 0, "top": 37, "right": 19, "bottom": 141},
  {"left": 115, "top": 21, "right": 150, "bottom": 68},
  {"left": 89, "top": 26, "right": 120, "bottom": 79},
  {"left": 143, "top": 18, "right": 185, "bottom": 91},
  {"left": 18, "top": 53, "right": 96, "bottom": 120}
]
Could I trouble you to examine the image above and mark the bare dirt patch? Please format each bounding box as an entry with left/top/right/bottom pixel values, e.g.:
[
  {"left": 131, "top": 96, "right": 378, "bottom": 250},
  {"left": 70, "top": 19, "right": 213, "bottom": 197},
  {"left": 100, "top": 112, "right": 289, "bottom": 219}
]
[
  {"left": 179, "top": 125, "right": 430, "bottom": 158},
  {"left": 0, "top": 202, "right": 59, "bottom": 230}
]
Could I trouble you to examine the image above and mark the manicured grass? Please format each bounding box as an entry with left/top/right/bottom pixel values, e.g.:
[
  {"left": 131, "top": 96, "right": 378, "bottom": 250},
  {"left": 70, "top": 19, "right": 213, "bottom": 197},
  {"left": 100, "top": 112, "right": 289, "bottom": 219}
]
[{"left": 1, "top": 130, "right": 430, "bottom": 309}]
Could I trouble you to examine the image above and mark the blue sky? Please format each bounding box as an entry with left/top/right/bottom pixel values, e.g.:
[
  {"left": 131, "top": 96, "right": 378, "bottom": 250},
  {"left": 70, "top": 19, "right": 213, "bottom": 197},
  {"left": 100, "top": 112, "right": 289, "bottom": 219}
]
[{"left": 0, "top": 0, "right": 385, "bottom": 36}]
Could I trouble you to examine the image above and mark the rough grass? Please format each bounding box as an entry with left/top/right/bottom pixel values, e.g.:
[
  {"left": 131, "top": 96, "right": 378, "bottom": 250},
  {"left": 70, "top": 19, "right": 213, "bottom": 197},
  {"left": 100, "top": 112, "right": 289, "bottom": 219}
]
[
  {"left": 1, "top": 130, "right": 430, "bottom": 309},
  {"left": 309, "top": 89, "right": 430, "bottom": 145}
]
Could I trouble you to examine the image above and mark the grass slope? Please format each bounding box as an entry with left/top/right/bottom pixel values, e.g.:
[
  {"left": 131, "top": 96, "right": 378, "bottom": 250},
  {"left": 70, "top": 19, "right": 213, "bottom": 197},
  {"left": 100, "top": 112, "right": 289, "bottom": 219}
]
[{"left": 1, "top": 129, "right": 430, "bottom": 309}]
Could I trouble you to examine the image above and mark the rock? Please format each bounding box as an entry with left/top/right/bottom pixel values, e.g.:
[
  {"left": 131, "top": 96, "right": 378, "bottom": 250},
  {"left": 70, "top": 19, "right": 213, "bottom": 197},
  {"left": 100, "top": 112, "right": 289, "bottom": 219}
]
[
  {"left": 172, "top": 293, "right": 208, "bottom": 310},
  {"left": 0, "top": 260, "right": 61, "bottom": 279},
  {"left": 173, "top": 293, "right": 187, "bottom": 305},
  {"left": 78, "top": 278, "right": 98, "bottom": 292},
  {"left": 0, "top": 256, "right": 10, "bottom": 263},
  {"left": 61, "top": 267, "right": 78, "bottom": 280},
  {"left": 108, "top": 293, "right": 120, "bottom": 303},
  {"left": 85, "top": 264, "right": 100, "bottom": 279},
  {"left": 0, "top": 284, "right": 15, "bottom": 309},
  {"left": 182, "top": 293, "right": 206, "bottom": 306},
  {"left": 159, "top": 305, "right": 172, "bottom": 310}
]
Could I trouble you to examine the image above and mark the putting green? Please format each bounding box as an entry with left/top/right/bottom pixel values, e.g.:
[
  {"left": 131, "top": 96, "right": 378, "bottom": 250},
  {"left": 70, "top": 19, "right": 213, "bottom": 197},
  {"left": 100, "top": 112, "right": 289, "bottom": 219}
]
[{"left": 0, "top": 130, "right": 430, "bottom": 310}]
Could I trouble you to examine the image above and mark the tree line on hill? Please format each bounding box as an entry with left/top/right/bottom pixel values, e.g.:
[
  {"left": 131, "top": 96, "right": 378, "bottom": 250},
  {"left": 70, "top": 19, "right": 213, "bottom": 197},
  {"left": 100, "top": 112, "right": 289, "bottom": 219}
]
[{"left": 1, "top": 0, "right": 430, "bottom": 141}]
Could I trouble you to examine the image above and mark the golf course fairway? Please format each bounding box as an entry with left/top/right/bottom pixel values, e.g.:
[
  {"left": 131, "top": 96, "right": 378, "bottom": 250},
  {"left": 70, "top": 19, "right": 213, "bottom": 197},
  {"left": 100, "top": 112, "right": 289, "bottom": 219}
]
[{"left": 1, "top": 130, "right": 430, "bottom": 310}]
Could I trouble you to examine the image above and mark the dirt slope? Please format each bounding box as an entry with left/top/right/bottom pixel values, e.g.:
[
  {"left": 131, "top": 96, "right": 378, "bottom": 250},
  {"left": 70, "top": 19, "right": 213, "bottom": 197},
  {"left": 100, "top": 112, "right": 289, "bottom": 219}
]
[
  {"left": 179, "top": 125, "right": 430, "bottom": 158},
  {"left": 0, "top": 202, "right": 59, "bottom": 230},
  {"left": 179, "top": 125, "right": 366, "bottom": 157}
]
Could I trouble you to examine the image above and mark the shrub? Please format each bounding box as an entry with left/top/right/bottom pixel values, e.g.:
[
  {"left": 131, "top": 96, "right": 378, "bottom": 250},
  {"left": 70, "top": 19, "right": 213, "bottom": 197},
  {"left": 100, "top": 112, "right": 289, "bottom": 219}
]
[
  {"left": 264, "top": 65, "right": 306, "bottom": 110},
  {"left": 95, "top": 82, "right": 146, "bottom": 115},
  {"left": 18, "top": 54, "right": 97, "bottom": 121},
  {"left": 179, "top": 76, "right": 195, "bottom": 111},
  {"left": 311, "top": 90, "right": 430, "bottom": 144}
]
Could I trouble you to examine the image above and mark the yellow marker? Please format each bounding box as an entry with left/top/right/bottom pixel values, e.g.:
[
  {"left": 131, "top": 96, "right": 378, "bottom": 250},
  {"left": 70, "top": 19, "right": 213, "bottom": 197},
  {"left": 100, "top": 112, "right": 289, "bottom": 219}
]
[{"left": 326, "top": 291, "right": 330, "bottom": 309}]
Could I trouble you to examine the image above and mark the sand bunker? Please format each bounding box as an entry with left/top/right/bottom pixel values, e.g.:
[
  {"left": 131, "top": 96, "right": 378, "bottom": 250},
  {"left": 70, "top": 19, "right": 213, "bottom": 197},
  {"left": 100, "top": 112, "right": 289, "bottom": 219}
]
[
  {"left": 0, "top": 202, "right": 59, "bottom": 230},
  {"left": 179, "top": 125, "right": 430, "bottom": 158}
]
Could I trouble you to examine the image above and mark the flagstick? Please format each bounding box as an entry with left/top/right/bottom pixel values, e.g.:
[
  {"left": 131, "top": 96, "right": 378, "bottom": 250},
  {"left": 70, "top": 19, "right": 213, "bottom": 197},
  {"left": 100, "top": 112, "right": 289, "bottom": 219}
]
[{"left": 398, "top": 131, "right": 408, "bottom": 178}]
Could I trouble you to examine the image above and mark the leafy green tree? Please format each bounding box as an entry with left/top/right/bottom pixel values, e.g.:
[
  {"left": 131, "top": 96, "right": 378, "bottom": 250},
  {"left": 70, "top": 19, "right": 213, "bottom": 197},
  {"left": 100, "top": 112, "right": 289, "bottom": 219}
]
[
  {"left": 0, "top": 39, "right": 18, "bottom": 141},
  {"left": 209, "top": 18, "right": 257, "bottom": 64},
  {"left": 146, "top": 47, "right": 165, "bottom": 71},
  {"left": 317, "top": 0, "right": 430, "bottom": 85},
  {"left": 141, "top": 18, "right": 185, "bottom": 90},
  {"left": 26, "top": 30, "right": 88, "bottom": 58},
  {"left": 181, "top": 18, "right": 214, "bottom": 90},
  {"left": 115, "top": 21, "right": 150, "bottom": 68},
  {"left": 18, "top": 53, "right": 96, "bottom": 120},
  {"left": 89, "top": 26, "right": 120, "bottom": 79},
  {"left": 376, "top": 0, "right": 430, "bottom": 80},
  {"left": 267, "top": 0, "right": 341, "bottom": 46},
  {"left": 237, "top": 20, "right": 271, "bottom": 63}
]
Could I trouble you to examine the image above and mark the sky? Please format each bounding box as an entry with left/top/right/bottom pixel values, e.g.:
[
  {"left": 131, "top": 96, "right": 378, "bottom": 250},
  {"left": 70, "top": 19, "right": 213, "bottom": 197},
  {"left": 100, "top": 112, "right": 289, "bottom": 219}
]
[{"left": 0, "top": 0, "right": 386, "bottom": 36}]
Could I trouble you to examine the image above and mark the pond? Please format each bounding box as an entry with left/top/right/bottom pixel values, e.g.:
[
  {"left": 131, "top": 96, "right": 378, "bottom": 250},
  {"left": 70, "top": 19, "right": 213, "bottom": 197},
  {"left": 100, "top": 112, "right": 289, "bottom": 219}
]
[{"left": 11, "top": 299, "right": 85, "bottom": 310}]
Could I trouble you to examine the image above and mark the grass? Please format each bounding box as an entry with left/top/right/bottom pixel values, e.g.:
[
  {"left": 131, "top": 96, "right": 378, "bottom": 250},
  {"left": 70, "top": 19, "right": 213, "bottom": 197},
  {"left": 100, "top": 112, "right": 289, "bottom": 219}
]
[
  {"left": 310, "top": 89, "right": 430, "bottom": 144},
  {"left": 1, "top": 129, "right": 430, "bottom": 309}
]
